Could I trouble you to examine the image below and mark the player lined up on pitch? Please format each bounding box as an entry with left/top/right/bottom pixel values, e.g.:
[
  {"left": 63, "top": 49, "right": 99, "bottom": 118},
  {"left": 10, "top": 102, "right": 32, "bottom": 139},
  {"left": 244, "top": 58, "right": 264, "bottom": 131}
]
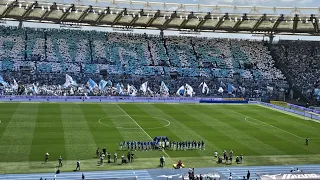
[{"left": 119, "top": 140, "right": 205, "bottom": 151}]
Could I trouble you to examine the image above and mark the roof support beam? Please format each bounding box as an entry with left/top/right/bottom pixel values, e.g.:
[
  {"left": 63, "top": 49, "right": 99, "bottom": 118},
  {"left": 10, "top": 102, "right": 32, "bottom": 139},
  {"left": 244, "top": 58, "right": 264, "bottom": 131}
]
[
  {"left": 293, "top": 14, "right": 299, "bottom": 33},
  {"left": 59, "top": 4, "right": 75, "bottom": 22},
  {"left": 179, "top": 12, "right": 193, "bottom": 29},
  {"left": 163, "top": 11, "right": 177, "bottom": 29},
  {"left": 22, "top": 1, "right": 38, "bottom": 19},
  {"left": 272, "top": 14, "right": 283, "bottom": 33},
  {"left": 251, "top": 14, "right": 266, "bottom": 32},
  {"left": 41, "top": 3, "right": 56, "bottom": 20},
  {"left": 214, "top": 13, "right": 228, "bottom": 31},
  {"left": 112, "top": 8, "right": 127, "bottom": 26},
  {"left": 195, "top": 13, "right": 210, "bottom": 30},
  {"left": 129, "top": 9, "right": 143, "bottom": 26},
  {"left": 2, "top": 0, "right": 18, "bottom": 17},
  {"left": 145, "top": 10, "right": 160, "bottom": 27},
  {"left": 78, "top": 6, "right": 92, "bottom": 23},
  {"left": 96, "top": 7, "right": 110, "bottom": 24}
]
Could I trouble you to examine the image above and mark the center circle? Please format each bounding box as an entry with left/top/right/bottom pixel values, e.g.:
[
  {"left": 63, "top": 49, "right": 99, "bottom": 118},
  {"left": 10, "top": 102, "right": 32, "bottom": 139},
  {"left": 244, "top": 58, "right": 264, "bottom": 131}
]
[{"left": 98, "top": 115, "right": 171, "bottom": 130}]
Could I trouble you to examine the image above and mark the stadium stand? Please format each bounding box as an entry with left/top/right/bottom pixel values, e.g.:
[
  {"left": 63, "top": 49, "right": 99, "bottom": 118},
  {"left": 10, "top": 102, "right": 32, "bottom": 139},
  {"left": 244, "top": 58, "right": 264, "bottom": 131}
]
[
  {"left": 0, "top": 25, "right": 291, "bottom": 100},
  {"left": 272, "top": 41, "right": 320, "bottom": 102}
]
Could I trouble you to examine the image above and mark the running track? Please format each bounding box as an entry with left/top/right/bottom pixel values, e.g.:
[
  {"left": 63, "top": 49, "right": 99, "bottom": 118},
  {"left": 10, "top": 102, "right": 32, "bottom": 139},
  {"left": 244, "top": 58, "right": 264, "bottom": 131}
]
[{"left": 1, "top": 164, "right": 320, "bottom": 180}]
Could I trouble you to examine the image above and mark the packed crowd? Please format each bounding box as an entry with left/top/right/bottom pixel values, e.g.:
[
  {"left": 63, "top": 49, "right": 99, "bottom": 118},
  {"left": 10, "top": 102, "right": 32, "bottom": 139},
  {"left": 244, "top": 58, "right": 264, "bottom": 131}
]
[
  {"left": 0, "top": 26, "right": 290, "bottom": 100},
  {"left": 272, "top": 40, "right": 320, "bottom": 101}
]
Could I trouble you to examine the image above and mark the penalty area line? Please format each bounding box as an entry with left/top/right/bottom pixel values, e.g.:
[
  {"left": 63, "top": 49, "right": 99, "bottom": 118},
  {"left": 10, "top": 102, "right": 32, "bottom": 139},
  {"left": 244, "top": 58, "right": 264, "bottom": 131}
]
[{"left": 115, "top": 103, "right": 172, "bottom": 159}]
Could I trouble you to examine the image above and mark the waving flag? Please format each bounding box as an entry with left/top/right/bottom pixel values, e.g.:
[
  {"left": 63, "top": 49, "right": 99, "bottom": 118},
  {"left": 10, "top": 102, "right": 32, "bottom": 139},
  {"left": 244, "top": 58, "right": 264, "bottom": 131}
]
[
  {"left": 32, "top": 84, "right": 39, "bottom": 94},
  {"left": 220, "top": 81, "right": 226, "bottom": 88},
  {"left": 12, "top": 79, "right": 18, "bottom": 91},
  {"left": 140, "top": 81, "right": 148, "bottom": 93},
  {"left": 87, "top": 79, "right": 98, "bottom": 91},
  {"left": 0, "top": 75, "right": 8, "bottom": 87},
  {"left": 176, "top": 85, "right": 185, "bottom": 96},
  {"left": 106, "top": 80, "right": 112, "bottom": 87},
  {"left": 185, "top": 84, "right": 194, "bottom": 97},
  {"left": 160, "top": 81, "right": 169, "bottom": 96},
  {"left": 99, "top": 80, "right": 108, "bottom": 91},
  {"left": 228, "top": 83, "right": 232, "bottom": 94},
  {"left": 116, "top": 83, "right": 123, "bottom": 95},
  {"left": 127, "top": 84, "right": 137, "bottom": 96},
  {"left": 63, "top": 74, "right": 76, "bottom": 88},
  {"left": 199, "top": 82, "right": 209, "bottom": 94},
  {"left": 267, "top": 86, "right": 274, "bottom": 92}
]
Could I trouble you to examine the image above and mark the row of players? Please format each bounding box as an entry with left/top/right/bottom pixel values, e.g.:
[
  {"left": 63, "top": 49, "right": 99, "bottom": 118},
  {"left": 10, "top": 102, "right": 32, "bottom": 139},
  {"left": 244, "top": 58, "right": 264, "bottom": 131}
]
[{"left": 119, "top": 140, "right": 205, "bottom": 151}]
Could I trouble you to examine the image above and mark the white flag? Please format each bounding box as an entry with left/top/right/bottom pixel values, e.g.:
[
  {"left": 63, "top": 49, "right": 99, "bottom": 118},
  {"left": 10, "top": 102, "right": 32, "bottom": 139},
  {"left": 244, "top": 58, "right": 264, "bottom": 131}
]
[
  {"left": 127, "top": 84, "right": 137, "bottom": 96},
  {"left": 176, "top": 86, "right": 185, "bottom": 96},
  {"left": 200, "top": 82, "right": 209, "bottom": 94},
  {"left": 185, "top": 84, "right": 194, "bottom": 97},
  {"left": 12, "top": 79, "right": 18, "bottom": 91},
  {"left": 63, "top": 74, "right": 76, "bottom": 88},
  {"left": 140, "top": 81, "right": 148, "bottom": 93}
]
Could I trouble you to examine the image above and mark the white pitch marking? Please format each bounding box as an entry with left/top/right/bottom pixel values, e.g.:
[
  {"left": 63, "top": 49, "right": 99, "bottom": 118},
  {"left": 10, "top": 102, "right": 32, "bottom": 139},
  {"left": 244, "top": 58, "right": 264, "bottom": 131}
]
[
  {"left": 115, "top": 103, "right": 172, "bottom": 159},
  {"left": 98, "top": 115, "right": 171, "bottom": 130},
  {"left": 244, "top": 116, "right": 303, "bottom": 139}
]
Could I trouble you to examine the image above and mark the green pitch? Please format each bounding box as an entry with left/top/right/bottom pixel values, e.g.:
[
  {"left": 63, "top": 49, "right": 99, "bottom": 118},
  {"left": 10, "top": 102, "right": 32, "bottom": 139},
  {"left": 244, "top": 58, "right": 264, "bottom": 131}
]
[{"left": 0, "top": 102, "right": 320, "bottom": 174}]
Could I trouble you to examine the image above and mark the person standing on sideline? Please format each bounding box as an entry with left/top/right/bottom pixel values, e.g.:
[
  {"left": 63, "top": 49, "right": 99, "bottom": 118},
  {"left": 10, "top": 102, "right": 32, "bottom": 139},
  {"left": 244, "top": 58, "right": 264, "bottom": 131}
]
[
  {"left": 306, "top": 137, "right": 309, "bottom": 145},
  {"left": 247, "top": 170, "right": 250, "bottom": 180},
  {"left": 160, "top": 156, "right": 165, "bottom": 167},
  {"left": 45, "top": 153, "right": 49, "bottom": 163},
  {"left": 76, "top": 160, "right": 81, "bottom": 171},
  {"left": 114, "top": 152, "right": 117, "bottom": 163},
  {"left": 58, "top": 156, "right": 63, "bottom": 167}
]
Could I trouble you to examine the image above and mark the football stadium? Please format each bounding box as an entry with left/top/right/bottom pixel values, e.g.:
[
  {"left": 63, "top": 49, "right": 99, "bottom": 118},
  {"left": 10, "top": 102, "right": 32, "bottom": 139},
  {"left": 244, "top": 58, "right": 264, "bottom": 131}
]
[{"left": 0, "top": 0, "right": 320, "bottom": 179}]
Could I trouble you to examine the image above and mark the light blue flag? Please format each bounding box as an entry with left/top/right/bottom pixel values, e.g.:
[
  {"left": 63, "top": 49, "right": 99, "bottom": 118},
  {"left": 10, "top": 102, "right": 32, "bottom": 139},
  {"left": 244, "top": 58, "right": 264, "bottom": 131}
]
[
  {"left": 99, "top": 80, "right": 108, "bottom": 91},
  {"left": 87, "top": 79, "right": 98, "bottom": 91},
  {"left": 228, "top": 83, "right": 232, "bottom": 94},
  {"left": 160, "top": 81, "right": 169, "bottom": 96},
  {"left": 116, "top": 83, "right": 123, "bottom": 94},
  {"left": 32, "top": 84, "right": 39, "bottom": 94},
  {"left": 107, "top": 80, "right": 112, "bottom": 87},
  {"left": 0, "top": 75, "right": 8, "bottom": 87}
]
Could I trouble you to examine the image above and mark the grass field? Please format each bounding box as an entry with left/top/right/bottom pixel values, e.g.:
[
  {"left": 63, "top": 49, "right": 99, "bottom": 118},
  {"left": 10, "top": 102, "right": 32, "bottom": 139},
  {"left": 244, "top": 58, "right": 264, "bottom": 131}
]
[{"left": 0, "top": 102, "right": 320, "bottom": 174}]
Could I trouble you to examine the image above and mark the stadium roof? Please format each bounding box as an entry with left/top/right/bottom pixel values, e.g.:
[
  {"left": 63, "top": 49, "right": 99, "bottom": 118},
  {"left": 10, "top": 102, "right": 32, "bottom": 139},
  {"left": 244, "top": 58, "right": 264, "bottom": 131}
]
[{"left": 1, "top": 0, "right": 320, "bottom": 35}]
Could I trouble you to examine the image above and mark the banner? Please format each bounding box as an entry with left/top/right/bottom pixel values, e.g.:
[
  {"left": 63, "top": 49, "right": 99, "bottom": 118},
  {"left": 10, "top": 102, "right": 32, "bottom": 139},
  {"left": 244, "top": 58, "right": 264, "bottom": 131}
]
[
  {"left": 258, "top": 173, "right": 320, "bottom": 180},
  {"left": 270, "top": 101, "right": 288, "bottom": 107}
]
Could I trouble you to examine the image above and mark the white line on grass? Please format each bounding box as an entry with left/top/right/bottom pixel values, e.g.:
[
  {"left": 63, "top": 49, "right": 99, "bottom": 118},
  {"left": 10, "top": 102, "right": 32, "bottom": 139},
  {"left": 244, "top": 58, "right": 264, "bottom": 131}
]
[
  {"left": 228, "top": 106, "right": 305, "bottom": 139},
  {"left": 244, "top": 116, "right": 303, "bottom": 139},
  {"left": 235, "top": 109, "right": 304, "bottom": 139},
  {"left": 115, "top": 104, "right": 172, "bottom": 159}
]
